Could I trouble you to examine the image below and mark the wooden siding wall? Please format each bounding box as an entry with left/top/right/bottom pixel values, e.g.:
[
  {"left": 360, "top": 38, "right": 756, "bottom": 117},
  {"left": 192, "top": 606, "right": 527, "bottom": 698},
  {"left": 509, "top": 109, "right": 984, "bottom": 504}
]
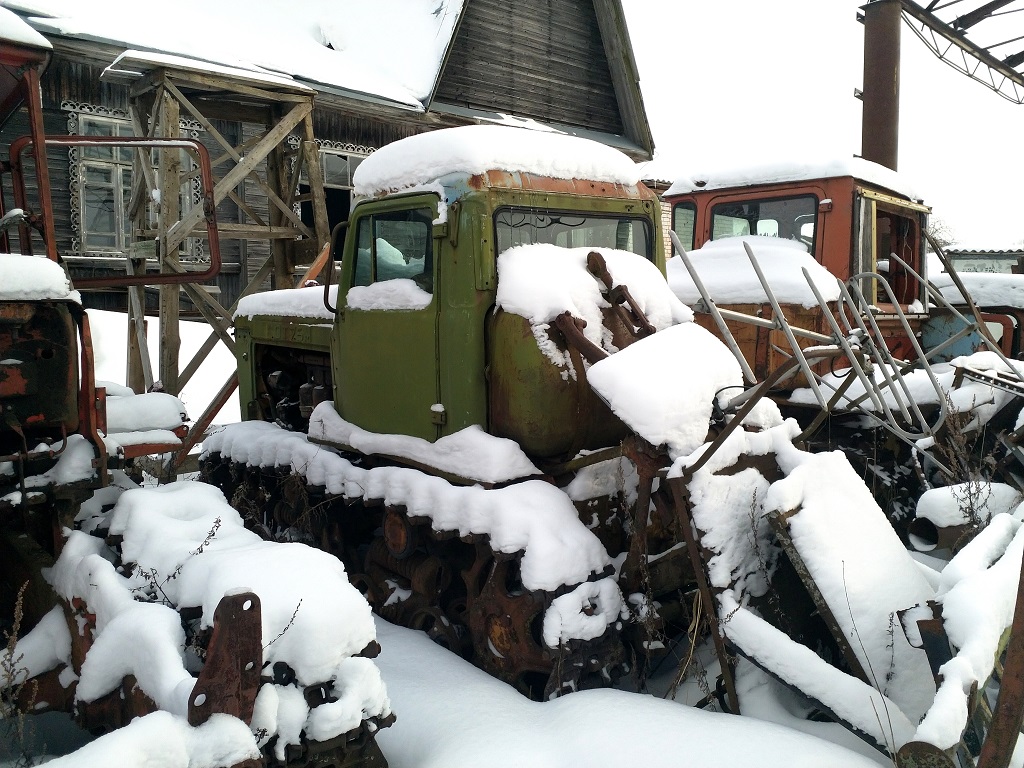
[
  {"left": 312, "top": 109, "right": 418, "bottom": 151},
  {"left": 434, "top": 0, "right": 623, "bottom": 134},
  {"left": 42, "top": 60, "right": 130, "bottom": 114}
]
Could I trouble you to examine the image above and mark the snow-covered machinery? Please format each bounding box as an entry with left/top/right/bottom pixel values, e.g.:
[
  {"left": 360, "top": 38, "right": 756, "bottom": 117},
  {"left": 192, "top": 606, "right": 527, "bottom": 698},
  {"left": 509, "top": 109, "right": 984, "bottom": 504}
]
[
  {"left": 201, "top": 125, "right": 675, "bottom": 698},
  {"left": 658, "top": 163, "right": 1024, "bottom": 766},
  {"left": 199, "top": 124, "right": 1024, "bottom": 766},
  {"left": 665, "top": 160, "right": 1024, "bottom": 519},
  {"left": 0, "top": 27, "right": 393, "bottom": 767}
]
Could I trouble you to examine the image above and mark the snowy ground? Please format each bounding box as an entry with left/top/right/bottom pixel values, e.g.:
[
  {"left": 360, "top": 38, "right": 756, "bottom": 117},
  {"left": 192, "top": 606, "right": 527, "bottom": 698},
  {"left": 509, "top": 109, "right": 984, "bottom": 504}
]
[{"left": 2, "top": 616, "right": 888, "bottom": 768}]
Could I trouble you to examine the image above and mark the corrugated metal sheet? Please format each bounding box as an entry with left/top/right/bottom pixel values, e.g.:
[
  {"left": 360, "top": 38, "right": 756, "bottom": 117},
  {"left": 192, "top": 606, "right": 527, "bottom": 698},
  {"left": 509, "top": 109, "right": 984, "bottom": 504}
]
[{"left": 434, "top": 0, "right": 623, "bottom": 134}]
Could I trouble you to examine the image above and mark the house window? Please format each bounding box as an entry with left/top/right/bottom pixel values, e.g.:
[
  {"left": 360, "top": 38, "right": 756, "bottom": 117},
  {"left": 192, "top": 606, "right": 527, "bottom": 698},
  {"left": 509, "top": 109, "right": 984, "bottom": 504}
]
[
  {"left": 64, "top": 103, "right": 204, "bottom": 261},
  {"left": 77, "top": 115, "right": 134, "bottom": 253},
  {"left": 321, "top": 150, "right": 365, "bottom": 190},
  {"left": 299, "top": 145, "right": 370, "bottom": 234}
]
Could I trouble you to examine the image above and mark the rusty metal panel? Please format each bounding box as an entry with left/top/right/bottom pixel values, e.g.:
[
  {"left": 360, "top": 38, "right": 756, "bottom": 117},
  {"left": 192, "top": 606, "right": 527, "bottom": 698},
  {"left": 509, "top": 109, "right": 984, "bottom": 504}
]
[
  {"left": 187, "top": 592, "right": 262, "bottom": 727},
  {"left": 0, "top": 302, "right": 79, "bottom": 447}
]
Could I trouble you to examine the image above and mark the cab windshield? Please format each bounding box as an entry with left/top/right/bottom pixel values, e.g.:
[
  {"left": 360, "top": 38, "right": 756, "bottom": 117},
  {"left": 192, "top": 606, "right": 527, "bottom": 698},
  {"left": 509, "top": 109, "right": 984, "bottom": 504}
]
[{"left": 494, "top": 207, "right": 652, "bottom": 260}]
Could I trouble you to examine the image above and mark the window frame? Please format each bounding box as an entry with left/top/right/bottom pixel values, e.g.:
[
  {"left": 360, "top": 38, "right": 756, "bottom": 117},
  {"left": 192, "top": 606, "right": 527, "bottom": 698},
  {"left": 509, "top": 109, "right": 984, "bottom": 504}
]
[
  {"left": 671, "top": 201, "right": 697, "bottom": 253},
  {"left": 710, "top": 193, "right": 820, "bottom": 255},
  {"left": 349, "top": 202, "right": 436, "bottom": 294},
  {"left": 492, "top": 205, "right": 654, "bottom": 261},
  {"left": 76, "top": 114, "right": 135, "bottom": 255}
]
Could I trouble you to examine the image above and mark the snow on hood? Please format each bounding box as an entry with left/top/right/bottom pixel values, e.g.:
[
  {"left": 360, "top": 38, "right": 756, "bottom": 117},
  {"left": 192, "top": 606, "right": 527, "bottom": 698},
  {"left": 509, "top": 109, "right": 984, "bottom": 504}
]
[
  {"left": 353, "top": 125, "right": 642, "bottom": 197},
  {"left": 310, "top": 406, "right": 541, "bottom": 485},
  {"left": 667, "top": 236, "right": 841, "bottom": 308},
  {"left": 5, "top": 0, "right": 464, "bottom": 107},
  {"left": 665, "top": 155, "right": 922, "bottom": 202},
  {"left": 496, "top": 244, "right": 692, "bottom": 353},
  {"left": 0, "top": 254, "right": 80, "bottom": 302}
]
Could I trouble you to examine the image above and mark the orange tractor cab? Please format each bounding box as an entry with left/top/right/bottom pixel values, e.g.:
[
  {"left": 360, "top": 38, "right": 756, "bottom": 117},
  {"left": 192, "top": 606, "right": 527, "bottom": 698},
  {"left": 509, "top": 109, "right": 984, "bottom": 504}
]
[{"left": 664, "top": 158, "right": 936, "bottom": 372}]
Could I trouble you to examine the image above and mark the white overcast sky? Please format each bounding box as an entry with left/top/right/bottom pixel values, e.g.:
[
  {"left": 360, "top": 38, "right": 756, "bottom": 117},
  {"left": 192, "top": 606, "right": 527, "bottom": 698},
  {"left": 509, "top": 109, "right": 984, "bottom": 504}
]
[{"left": 621, "top": 0, "right": 1024, "bottom": 249}]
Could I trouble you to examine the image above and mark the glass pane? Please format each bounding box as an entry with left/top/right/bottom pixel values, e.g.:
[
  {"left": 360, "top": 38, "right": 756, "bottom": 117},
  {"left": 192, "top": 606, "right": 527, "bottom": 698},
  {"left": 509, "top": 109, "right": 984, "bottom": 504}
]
[
  {"left": 84, "top": 165, "right": 113, "bottom": 186},
  {"left": 84, "top": 231, "right": 116, "bottom": 248},
  {"left": 84, "top": 186, "right": 116, "bottom": 236},
  {"left": 374, "top": 207, "right": 433, "bottom": 292},
  {"left": 711, "top": 196, "right": 817, "bottom": 253},
  {"left": 349, "top": 155, "right": 364, "bottom": 181},
  {"left": 81, "top": 118, "right": 115, "bottom": 162},
  {"left": 322, "top": 152, "right": 349, "bottom": 187},
  {"left": 672, "top": 203, "right": 696, "bottom": 252}
]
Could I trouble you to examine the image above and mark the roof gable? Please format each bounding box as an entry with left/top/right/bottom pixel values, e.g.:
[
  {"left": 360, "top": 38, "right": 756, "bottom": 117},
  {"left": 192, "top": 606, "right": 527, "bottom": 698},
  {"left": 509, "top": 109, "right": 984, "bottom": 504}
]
[{"left": 430, "top": 0, "right": 652, "bottom": 160}]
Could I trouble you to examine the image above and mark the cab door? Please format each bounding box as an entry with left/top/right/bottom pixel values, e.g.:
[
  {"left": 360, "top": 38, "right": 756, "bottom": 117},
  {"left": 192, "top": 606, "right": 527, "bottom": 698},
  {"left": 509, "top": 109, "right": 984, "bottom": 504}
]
[{"left": 334, "top": 195, "right": 440, "bottom": 440}]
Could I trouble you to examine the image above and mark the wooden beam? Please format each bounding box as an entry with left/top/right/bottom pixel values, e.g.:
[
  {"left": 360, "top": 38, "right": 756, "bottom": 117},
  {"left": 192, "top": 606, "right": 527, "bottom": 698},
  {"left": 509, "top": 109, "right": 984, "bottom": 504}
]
[
  {"left": 180, "top": 282, "right": 235, "bottom": 350},
  {"left": 165, "top": 70, "right": 311, "bottom": 103},
  {"left": 210, "top": 132, "right": 268, "bottom": 169},
  {"left": 188, "top": 100, "right": 274, "bottom": 125},
  {"left": 177, "top": 256, "right": 274, "bottom": 391},
  {"left": 139, "top": 224, "right": 305, "bottom": 239},
  {"left": 302, "top": 114, "right": 331, "bottom": 254},
  {"left": 158, "top": 91, "right": 182, "bottom": 394},
  {"left": 164, "top": 99, "right": 311, "bottom": 253},
  {"left": 127, "top": 93, "right": 160, "bottom": 223},
  {"left": 227, "top": 188, "right": 268, "bottom": 228},
  {"left": 125, "top": 259, "right": 153, "bottom": 393},
  {"left": 160, "top": 86, "right": 315, "bottom": 251},
  {"left": 268, "top": 110, "right": 290, "bottom": 286}
]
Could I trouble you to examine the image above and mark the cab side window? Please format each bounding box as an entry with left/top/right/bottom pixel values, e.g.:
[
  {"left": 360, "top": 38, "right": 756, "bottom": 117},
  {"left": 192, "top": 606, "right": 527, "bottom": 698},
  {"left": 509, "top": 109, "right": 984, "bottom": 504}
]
[
  {"left": 351, "top": 207, "right": 434, "bottom": 292},
  {"left": 671, "top": 202, "right": 696, "bottom": 252}
]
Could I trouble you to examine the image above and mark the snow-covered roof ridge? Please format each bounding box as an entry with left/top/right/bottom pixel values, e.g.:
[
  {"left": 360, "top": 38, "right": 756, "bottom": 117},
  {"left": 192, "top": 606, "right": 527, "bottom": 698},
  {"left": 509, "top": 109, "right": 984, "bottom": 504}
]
[
  {"left": 352, "top": 125, "right": 643, "bottom": 197},
  {"left": 664, "top": 156, "right": 922, "bottom": 202},
  {"left": 4, "top": 0, "right": 465, "bottom": 109},
  {"left": 0, "top": 4, "right": 49, "bottom": 48},
  {"left": 930, "top": 271, "right": 1024, "bottom": 309}
]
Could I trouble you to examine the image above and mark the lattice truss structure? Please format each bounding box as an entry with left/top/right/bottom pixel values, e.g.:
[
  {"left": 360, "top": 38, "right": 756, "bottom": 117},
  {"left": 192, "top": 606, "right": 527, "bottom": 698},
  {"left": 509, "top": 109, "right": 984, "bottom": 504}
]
[{"left": 895, "top": 0, "right": 1024, "bottom": 103}]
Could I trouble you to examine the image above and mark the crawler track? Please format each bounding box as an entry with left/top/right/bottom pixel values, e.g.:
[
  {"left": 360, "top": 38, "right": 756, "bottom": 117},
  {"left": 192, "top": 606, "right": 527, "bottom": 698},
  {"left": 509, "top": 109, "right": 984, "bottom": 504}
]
[{"left": 200, "top": 447, "right": 628, "bottom": 700}]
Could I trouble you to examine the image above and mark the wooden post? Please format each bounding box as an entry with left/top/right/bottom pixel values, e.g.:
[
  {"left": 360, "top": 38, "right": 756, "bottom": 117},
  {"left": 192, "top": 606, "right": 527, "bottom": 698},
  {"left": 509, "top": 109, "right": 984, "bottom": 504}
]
[
  {"left": 302, "top": 113, "right": 330, "bottom": 282},
  {"left": 158, "top": 89, "right": 181, "bottom": 393},
  {"left": 127, "top": 97, "right": 156, "bottom": 394},
  {"left": 268, "top": 107, "right": 291, "bottom": 288}
]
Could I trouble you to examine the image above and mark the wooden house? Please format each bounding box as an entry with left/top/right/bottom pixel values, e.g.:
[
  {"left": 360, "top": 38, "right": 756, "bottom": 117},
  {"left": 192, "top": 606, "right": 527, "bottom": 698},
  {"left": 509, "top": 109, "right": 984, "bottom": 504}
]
[{"left": 0, "top": 0, "right": 652, "bottom": 313}]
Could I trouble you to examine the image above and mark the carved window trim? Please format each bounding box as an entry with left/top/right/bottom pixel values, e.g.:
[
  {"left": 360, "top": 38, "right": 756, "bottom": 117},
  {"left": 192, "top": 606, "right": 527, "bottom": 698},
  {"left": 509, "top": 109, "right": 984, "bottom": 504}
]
[{"left": 62, "top": 101, "right": 205, "bottom": 261}]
